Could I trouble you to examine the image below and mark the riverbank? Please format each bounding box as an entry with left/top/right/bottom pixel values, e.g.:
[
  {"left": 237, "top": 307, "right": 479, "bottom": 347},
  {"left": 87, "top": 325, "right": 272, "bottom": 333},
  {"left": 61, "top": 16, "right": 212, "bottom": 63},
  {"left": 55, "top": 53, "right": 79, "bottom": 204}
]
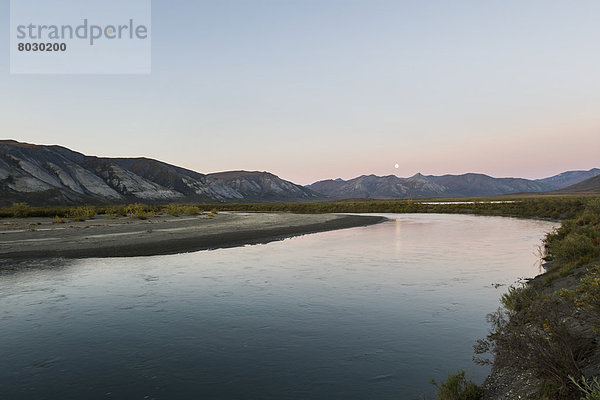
[
  {"left": 0, "top": 197, "right": 590, "bottom": 221},
  {"left": 0, "top": 212, "right": 386, "bottom": 259},
  {"left": 475, "top": 199, "right": 600, "bottom": 399},
  {"left": 479, "top": 262, "right": 600, "bottom": 399}
]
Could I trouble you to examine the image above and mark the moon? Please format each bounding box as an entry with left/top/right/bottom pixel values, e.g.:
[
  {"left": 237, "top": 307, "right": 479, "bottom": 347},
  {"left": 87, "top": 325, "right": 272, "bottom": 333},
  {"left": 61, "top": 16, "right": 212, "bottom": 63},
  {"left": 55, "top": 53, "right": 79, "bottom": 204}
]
[{"left": 394, "top": 164, "right": 399, "bottom": 169}]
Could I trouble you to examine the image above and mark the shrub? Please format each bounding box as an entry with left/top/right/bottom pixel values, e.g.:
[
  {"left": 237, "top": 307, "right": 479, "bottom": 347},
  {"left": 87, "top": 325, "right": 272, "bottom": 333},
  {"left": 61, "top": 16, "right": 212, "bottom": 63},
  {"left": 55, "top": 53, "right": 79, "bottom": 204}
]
[
  {"left": 548, "top": 233, "right": 598, "bottom": 265},
  {"left": 577, "top": 210, "right": 600, "bottom": 227},
  {"left": 559, "top": 266, "right": 600, "bottom": 323},
  {"left": 164, "top": 204, "right": 182, "bottom": 217},
  {"left": 184, "top": 205, "right": 202, "bottom": 215},
  {"left": 162, "top": 204, "right": 203, "bottom": 216},
  {"left": 11, "top": 202, "right": 32, "bottom": 218},
  {"left": 475, "top": 295, "right": 594, "bottom": 398},
  {"left": 500, "top": 284, "right": 541, "bottom": 312},
  {"left": 126, "top": 203, "right": 150, "bottom": 220},
  {"left": 569, "top": 376, "right": 600, "bottom": 400},
  {"left": 69, "top": 206, "right": 96, "bottom": 221},
  {"left": 103, "top": 205, "right": 127, "bottom": 218},
  {"left": 430, "top": 370, "right": 482, "bottom": 400},
  {"left": 543, "top": 200, "right": 600, "bottom": 270}
]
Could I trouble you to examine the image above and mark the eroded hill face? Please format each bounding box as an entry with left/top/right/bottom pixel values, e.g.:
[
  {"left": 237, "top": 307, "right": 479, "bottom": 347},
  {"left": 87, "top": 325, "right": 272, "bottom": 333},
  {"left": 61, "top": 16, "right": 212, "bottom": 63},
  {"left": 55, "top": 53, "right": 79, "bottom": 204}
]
[
  {"left": 207, "top": 171, "right": 316, "bottom": 201},
  {"left": 0, "top": 141, "right": 323, "bottom": 206},
  {"left": 552, "top": 174, "right": 600, "bottom": 194},
  {"left": 536, "top": 168, "right": 600, "bottom": 190}
]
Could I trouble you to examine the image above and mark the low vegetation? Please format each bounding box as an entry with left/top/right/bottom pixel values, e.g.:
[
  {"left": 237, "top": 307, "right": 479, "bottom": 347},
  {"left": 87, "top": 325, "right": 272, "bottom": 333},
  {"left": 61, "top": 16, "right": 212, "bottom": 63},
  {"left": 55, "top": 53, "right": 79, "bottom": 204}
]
[
  {"left": 0, "top": 203, "right": 207, "bottom": 220},
  {"left": 430, "top": 370, "right": 483, "bottom": 400},
  {"left": 206, "top": 197, "right": 588, "bottom": 219},
  {"left": 164, "top": 204, "right": 203, "bottom": 217},
  {"left": 68, "top": 205, "right": 97, "bottom": 221},
  {"left": 569, "top": 376, "right": 600, "bottom": 400},
  {"left": 126, "top": 203, "right": 154, "bottom": 220},
  {"left": 0, "top": 196, "right": 591, "bottom": 220},
  {"left": 474, "top": 199, "right": 600, "bottom": 399}
]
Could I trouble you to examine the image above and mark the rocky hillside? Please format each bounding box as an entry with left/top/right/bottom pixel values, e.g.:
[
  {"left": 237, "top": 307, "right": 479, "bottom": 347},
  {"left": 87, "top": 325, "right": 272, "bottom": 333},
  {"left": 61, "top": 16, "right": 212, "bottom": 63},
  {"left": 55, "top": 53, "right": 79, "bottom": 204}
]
[
  {"left": 0, "top": 140, "right": 323, "bottom": 206},
  {"left": 552, "top": 174, "right": 600, "bottom": 194},
  {"left": 208, "top": 171, "right": 318, "bottom": 202},
  {"left": 307, "top": 170, "right": 600, "bottom": 200},
  {"left": 536, "top": 168, "right": 600, "bottom": 190}
]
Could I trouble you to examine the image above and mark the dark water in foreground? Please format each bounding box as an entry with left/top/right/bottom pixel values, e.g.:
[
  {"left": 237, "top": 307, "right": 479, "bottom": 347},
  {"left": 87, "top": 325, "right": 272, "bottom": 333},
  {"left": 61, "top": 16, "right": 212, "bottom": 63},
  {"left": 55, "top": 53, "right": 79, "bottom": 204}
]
[{"left": 0, "top": 214, "right": 556, "bottom": 399}]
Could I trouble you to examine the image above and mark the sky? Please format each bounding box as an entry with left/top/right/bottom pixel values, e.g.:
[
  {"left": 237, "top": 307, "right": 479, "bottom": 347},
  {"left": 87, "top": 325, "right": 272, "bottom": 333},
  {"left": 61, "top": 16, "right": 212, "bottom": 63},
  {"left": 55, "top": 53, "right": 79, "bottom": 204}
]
[{"left": 1, "top": 0, "right": 599, "bottom": 185}]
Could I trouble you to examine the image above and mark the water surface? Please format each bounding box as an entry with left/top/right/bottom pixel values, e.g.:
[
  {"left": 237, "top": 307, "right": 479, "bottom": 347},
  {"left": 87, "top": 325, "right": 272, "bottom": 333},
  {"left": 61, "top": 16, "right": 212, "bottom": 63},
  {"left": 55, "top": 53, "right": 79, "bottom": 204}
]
[{"left": 0, "top": 214, "right": 556, "bottom": 399}]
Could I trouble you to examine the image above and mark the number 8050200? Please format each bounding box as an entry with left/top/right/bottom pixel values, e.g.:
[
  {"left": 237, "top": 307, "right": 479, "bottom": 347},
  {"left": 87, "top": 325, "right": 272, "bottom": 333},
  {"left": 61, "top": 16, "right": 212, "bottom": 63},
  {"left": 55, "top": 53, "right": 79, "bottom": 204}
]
[{"left": 18, "top": 43, "right": 67, "bottom": 52}]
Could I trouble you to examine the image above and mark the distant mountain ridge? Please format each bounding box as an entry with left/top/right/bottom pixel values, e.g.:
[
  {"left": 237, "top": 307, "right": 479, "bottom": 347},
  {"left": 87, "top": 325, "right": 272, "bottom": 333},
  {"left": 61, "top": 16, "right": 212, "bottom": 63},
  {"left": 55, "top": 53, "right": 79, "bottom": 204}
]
[
  {"left": 306, "top": 169, "right": 600, "bottom": 200},
  {"left": 0, "top": 140, "right": 323, "bottom": 206},
  {"left": 1, "top": 140, "right": 598, "bottom": 205},
  {"left": 551, "top": 174, "right": 600, "bottom": 194},
  {"left": 535, "top": 168, "right": 600, "bottom": 190}
]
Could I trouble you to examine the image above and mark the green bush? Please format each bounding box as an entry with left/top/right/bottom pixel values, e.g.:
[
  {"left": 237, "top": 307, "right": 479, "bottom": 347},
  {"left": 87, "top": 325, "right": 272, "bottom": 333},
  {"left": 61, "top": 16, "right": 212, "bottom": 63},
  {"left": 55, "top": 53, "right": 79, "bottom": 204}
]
[
  {"left": 10, "top": 202, "right": 33, "bottom": 218},
  {"left": 103, "top": 205, "right": 128, "bottom": 218},
  {"left": 500, "top": 284, "right": 541, "bottom": 312},
  {"left": 69, "top": 206, "right": 96, "bottom": 221},
  {"left": 559, "top": 266, "right": 600, "bottom": 316},
  {"left": 569, "top": 376, "right": 600, "bottom": 400},
  {"left": 430, "top": 370, "right": 482, "bottom": 400},
  {"left": 548, "top": 233, "right": 598, "bottom": 265},
  {"left": 126, "top": 203, "right": 151, "bottom": 220},
  {"left": 184, "top": 205, "right": 202, "bottom": 215},
  {"left": 543, "top": 200, "right": 600, "bottom": 270},
  {"left": 163, "top": 204, "right": 203, "bottom": 216},
  {"left": 164, "top": 204, "right": 182, "bottom": 216}
]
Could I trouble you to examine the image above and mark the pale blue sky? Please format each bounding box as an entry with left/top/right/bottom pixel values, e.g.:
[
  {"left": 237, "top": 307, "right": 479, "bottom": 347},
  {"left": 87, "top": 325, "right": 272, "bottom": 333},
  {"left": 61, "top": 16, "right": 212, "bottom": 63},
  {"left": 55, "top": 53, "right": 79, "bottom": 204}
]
[{"left": 1, "top": 0, "right": 599, "bottom": 184}]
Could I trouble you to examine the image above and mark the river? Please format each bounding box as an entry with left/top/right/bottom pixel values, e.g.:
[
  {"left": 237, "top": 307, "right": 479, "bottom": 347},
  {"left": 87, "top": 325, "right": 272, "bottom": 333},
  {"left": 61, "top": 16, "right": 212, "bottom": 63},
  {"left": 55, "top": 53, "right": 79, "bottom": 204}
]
[{"left": 0, "top": 214, "right": 556, "bottom": 399}]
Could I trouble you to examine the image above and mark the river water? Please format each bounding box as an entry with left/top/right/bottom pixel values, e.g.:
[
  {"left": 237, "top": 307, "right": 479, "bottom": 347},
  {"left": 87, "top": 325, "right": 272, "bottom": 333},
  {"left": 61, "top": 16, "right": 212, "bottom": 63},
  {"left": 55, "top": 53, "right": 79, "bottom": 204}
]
[{"left": 0, "top": 214, "right": 556, "bottom": 399}]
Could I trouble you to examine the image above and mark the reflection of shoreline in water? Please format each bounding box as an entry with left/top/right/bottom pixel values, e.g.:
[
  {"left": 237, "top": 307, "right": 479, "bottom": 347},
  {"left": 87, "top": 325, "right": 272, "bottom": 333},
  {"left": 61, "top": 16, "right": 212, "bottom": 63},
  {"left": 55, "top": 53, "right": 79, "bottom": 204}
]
[{"left": 0, "top": 258, "right": 76, "bottom": 277}]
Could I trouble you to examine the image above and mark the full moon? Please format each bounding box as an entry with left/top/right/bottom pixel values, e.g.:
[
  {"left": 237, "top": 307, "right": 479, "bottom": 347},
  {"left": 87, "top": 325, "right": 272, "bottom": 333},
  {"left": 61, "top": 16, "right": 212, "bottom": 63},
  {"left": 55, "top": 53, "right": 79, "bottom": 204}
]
[{"left": 394, "top": 164, "right": 399, "bottom": 169}]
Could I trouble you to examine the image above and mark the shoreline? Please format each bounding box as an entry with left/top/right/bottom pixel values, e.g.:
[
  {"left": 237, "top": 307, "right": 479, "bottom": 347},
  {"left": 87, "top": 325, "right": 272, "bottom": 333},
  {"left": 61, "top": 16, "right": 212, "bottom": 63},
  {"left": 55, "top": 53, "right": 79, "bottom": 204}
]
[{"left": 0, "top": 212, "right": 386, "bottom": 259}]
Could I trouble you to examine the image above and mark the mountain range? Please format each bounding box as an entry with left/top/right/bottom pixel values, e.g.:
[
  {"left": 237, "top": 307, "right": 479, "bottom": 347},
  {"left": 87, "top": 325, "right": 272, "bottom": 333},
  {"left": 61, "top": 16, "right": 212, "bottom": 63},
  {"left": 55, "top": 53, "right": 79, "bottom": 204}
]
[
  {"left": 307, "top": 169, "right": 600, "bottom": 200},
  {"left": 0, "top": 140, "right": 323, "bottom": 206},
  {"left": 552, "top": 174, "right": 600, "bottom": 195},
  {"left": 0, "top": 140, "right": 598, "bottom": 205}
]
